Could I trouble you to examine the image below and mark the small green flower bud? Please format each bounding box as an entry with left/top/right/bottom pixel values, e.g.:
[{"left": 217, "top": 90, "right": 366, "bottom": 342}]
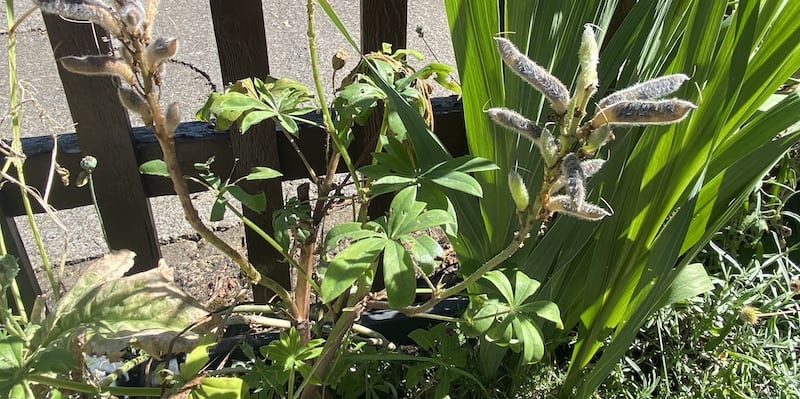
[
  {"left": 80, "top": 155, "right": 98, "bottom": 172},
  {"left": 508, "top": 170, "right": 530, "bottom": 212}
]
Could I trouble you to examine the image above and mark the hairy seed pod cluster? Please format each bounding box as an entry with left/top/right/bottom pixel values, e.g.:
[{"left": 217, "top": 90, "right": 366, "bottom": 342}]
[
  {"left": 495, "top": 37, "right": 570, "bottom": 114},
  {"left": 597, "top": 74, "right": 690, "bottom": 109},
  {"left": 487, "top": 107, "right": 543, "bottom": 142},
  {"left": 590, "top": 99, "right": 696, "bottom": 128},
  {"left": 60, "top": 55, "right": 137, "bottom": 86}
]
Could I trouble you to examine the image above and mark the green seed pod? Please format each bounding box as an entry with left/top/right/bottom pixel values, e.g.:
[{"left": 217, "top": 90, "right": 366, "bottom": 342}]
[
  {"left": 598, "top": 74, "right": 690, "bottom": 109},
  {"left": 165, "top": 102, "right": 180, "bottom": 134},
  {"left": 574, "top": 24, "right": 599, "bottom": 111},
  {"left": 508, "top": 170, "right": 530, "bottom": 212},
  {"left": 60, "top": 55, "right": 137, "bottom": 86},
  {"left": 487, "top": 107, "right": 542, "bottom": 142},
  {"left": 590, "top": 99, "right": 696, "bottom": 128},
  {"left": 117, "top": 86, "right": 153, "bottom": 126},
  {"left": 80, "top": 155, "right": 98, "bottom": 172},
  {"left": 144, "top": 37, "right": 178, "bottom": 72},
  {"left": 495, "top": 37, "right": 570, "bottom": 114}
]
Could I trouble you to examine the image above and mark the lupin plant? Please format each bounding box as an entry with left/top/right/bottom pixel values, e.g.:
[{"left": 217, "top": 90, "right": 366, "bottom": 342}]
[{"left": 488, "top": 25, "right": 695, "bottom": 225}]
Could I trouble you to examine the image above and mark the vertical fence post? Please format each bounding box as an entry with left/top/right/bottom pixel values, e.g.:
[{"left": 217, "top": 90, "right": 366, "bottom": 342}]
[
  {"left": 42, "top": 15, "right": 160, "bottom": 273},
  {"left": 2, "top": 207, "right": 40, "bottom": 314},
  {"left": 210, "top": 0, "right": 290, "bottom": 301}
]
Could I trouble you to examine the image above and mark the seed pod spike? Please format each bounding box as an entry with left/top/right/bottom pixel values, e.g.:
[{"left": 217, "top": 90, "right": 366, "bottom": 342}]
[
  {"left": 487, "top": 107, "right": 543, "bottom": 142},
  {"left": 598, "top": 74, "right": 690, "bottom": 109},
  {"left": 562, "top": 153, "right": 586, "bottom": 205},
  {"left": 61, "top": 55, "right": 137, "bottom": 86},
  {"left": 495, "top": 37, "right": 570, "bottom": 114},
  {"left": 590, "top": 99, "right": 696, "bottom": 129}
]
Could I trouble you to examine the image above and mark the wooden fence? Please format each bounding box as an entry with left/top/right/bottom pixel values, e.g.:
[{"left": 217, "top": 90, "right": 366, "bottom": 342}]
[{"left": 1, "top": 1, "right": 468, "bottom": 311}]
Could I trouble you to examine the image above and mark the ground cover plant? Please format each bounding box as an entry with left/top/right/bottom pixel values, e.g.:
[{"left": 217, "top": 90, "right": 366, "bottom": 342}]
[{"left": 1, "top": 0, "right": 799, "bottom": 398}]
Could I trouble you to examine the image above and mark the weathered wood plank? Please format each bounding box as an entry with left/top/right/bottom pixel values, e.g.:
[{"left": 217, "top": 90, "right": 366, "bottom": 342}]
[
  {"left": 41, "top": 14, "right": 160, "bottom": 273},
  {"left": 210, "top": 0, "right": 290, "bottom": 298},
  {"left": 0, "top": 97, "right": 464, "bottom": 216}
]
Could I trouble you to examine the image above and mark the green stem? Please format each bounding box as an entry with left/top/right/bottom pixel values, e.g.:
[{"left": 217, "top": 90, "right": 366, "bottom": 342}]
[
  {"left": 401, "top": 203, "right": 543, "bottom": 316},
  {"left": 6, "top": 0, "right": 58, "bottom": 300},
  {"left": 306, "top": 0, "right": 360, "bottom": 193},
  {"left": 26, "top": 374, "right": 162, "bottom": 397},
  {"left": 99, "top": 352, "right": 150, "bottom": 387},
  {"left": 88, "top": 174, "right": 111, "bottom": 251}
]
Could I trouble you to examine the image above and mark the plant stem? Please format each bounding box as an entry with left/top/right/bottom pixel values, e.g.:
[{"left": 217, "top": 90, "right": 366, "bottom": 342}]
[
  {"left": 26, "top": 374, "right": 161, "bottom": 397},
  {"left": 5, "top": 0, "right": 59, "bottom": 300},
  {"left": 88, "top": 174, "right": 111, "bottom": 251}
]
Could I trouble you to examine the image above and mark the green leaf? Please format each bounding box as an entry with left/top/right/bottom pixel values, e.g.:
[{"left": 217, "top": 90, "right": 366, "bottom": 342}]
[
  {"left": 245, "top": 166, "right": 282, "bottom": 181},
  {"left": 189, "top": 376, "right": 250, "bottom": 399},
  {"left": 226, "top": 186, "right": 266, "bottom": 213},
  {"left": 181, "top": 334, "right": 216, "bottom": 380},
  {"left": 239, "top": 110, "right": 277, "bottom": 133},
  {"left": 383, "top": 241, "right": 417, "bottom": 308},
  {"left": 519, "top": 301, "right": 564, "bottom": 330},
  {"left": 429, "top": 171, "right": 483, "bottom": 197},
  {"left": 0, "top": 335, "right": 23, "bottom": 372},
  {"left": 33, "top": 251, "right": 209, "bottom": 358},
  {"left": 482, "top": 270, "right": 514, "bottom": 305},
  {"left": 210, "top": 196, "right": 228, "bottom": 222},
  {"left": 139, "top": 159, "right": 169, "bottom": 177},
  {"left": 659, "top": 263, "right": 713, "bottom": 307},
  {"left": 320, "top": 238, "right": 385, "bottom": 303},
  {"left": 410, "top": 235, "right": 444, "bottom": 275},
  {"left": 217, "top": 92, "right": 270, "bottom": 112},
  {"left": 323, "top": 222, "right": 384, "bottom": 251},
  {"left": 512, "top": 318, "right": 544, "bottom": 364}
]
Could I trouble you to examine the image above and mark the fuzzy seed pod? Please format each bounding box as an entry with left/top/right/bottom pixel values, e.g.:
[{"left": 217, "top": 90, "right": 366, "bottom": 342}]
[
  {"left": 562, "top": 153, "right": 586, "bottom": 205},
  {"left": 590, "top": 99, "right": 696, "bottom": 128},
  {"left": 60, "top": 55, "right": 137, "bottom": 86},
  {"left": 144, "top": 37, "right": 178, "bottom": 72},
  {"left": 508, "top": 170, "right": 530, "bottom": 212},
  {"left": 598, "top": 74, "right": 690, "bottom": 109},
  {"left": 35, "top": 0, "right": 123, "bottom": 38},
  {"left": 487, "top": 107, "right": 542, "bottom": 142},
  {"left": 546, "top": 195, "right": 611, "bottom": 221},
  {"left": 550, "top": 158, "right": 605, "bottom": 196},
  {"left": 165, "top": 102, "right": 180, "bottom": 134},
  {"left": 583, "top": 125, "right": 614, "bottom": 153},
  {"left": 117, "top": 86, "right": 153, "bottom": 125},
  {"left": 495, "top": 37, "right": 570, "bottom": 114},
  {"left": 539, "top": 128, "right": 559, "bottom": 167},
  {"left": 120, "top": 1, "right": 145, "bottom": 36}
]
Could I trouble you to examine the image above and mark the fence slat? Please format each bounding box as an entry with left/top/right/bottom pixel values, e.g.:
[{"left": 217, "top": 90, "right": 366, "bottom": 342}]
[
  {"left": 210, "top": 0, "right": 290, "bottom": 299},
  {"left": 2, "top": 207, "right": 41, "bottom": 314},
  {"left": 42, "top": 14, "right": 160, "bottom": 273}
]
